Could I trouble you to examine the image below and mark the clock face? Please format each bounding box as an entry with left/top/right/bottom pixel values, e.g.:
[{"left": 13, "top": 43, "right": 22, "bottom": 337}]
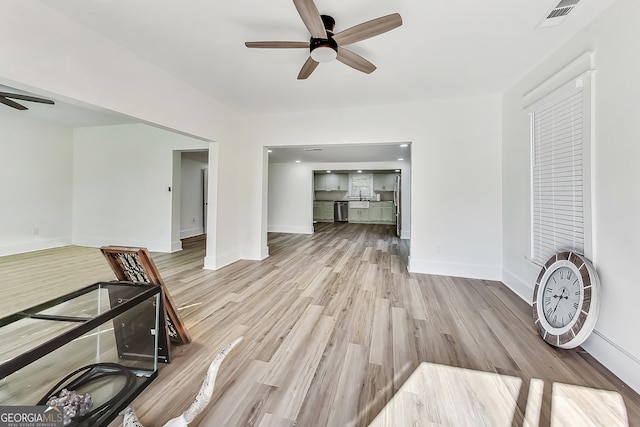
[
  {"left": 541, "top": 266, "right": 582, "bottom": 328},
  {"left": 532, "top": 251, "right": 600, "bottom": 349}
]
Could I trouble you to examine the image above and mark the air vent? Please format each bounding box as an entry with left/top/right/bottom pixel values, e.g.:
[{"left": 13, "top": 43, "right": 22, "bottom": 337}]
[
  {"left": 538, "top": 0, "right": 580, "bottom": 28},
  {"left": 547, "top": 6, "right": 574, "bottom": 19}
]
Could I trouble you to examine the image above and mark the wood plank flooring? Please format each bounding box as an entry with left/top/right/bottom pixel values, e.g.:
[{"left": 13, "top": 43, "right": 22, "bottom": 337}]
[{"left": 1, "top": 223, "right": 639, "bottom": 426}]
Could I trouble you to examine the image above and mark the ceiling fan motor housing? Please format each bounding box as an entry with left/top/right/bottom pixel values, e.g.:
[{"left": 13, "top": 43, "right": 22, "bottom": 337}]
[
  {"left": 310, "top": 14, "right": 337, "bottom": 62},
  {"left": 320, "top": 14, "right": 335, "bottom": 32}
]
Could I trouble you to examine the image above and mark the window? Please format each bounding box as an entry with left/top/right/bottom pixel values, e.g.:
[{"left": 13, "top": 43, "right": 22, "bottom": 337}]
[
  {"left": 349, "top": 173, "right": 373, "bottom": 199},
  {"left": 530, "top": 78, "right": 591, "bottom": 265}
]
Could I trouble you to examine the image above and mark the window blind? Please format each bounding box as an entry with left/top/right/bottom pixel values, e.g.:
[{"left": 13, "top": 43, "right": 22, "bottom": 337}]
[
  {"left": 349, "top": 174, "right": 373, "bottom": 198},
  {"left": 531, "top": 85, "right": 584, "bottom": 265}
]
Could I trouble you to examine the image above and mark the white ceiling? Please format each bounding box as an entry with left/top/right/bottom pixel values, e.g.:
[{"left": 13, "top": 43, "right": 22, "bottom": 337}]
[
  {"left": 3, "top": 0, "right": 616, "bottom": 163},
  {"left": 0, "top": 84, "right": 137, "bottom": 128},
  {"left": 35, "top": 0, "right": 616, "bottom": 115}
]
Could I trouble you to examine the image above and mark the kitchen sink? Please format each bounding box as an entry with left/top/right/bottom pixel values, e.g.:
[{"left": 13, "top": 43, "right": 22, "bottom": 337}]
[{"left": 349, "top": 201, "right": 369, "bottom": 208}]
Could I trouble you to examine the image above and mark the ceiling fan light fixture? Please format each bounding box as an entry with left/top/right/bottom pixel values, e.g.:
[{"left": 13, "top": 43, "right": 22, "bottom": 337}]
[
  {"left": 311, "top": 46, "right": 337, "bottom": 62},
  {"left": 310, "top": 37, "right": 338, "bottom": 62}
]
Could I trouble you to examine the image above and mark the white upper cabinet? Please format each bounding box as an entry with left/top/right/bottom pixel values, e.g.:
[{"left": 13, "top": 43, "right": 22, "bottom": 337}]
[
  {"left": 337, "top": 174, "right": 349, "bottom": 191},
  {"left": 314, "top": 173, "right": 349, "bottom": 191},
  {"left": 373, "top": 173, "right": 397, "bottom": 191},
  {"left": 314, "top": 174, "right": 326, "bottom": 191},
  {"left": 325, "top": 174, "right": 338, "bottom": 190}
]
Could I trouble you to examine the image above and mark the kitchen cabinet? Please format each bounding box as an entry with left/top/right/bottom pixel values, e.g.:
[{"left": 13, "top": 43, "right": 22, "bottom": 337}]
[
  {"left": 369, "top": 205, "right": 384, "bottom": 222},
  {"left": 369, "top": 202, "right": 395, "bottom": 224},
  {"left": 313, "top": 202, "right": 323, "bottom": 220},
  {"left": 338, "top": 174, "right": 349, "bottom": 190},
  {"left": 373, "top": 173, "right": 397, "bottom": 191},
  {"left": 314, "top": 175, "right": 326, "bottom": 191},
  {"left": 348, "top": 207, "right": 370, "bottom": 223},
  {"left": 314, "top": 173, "right": 348, "bottom": 191},
  {"left": 325, "top": 174, "right": 338, "bottom": 190},
  {"left": 313, "top": 201, "right": 334, "bottom": 222},
  {"left": 382, "top": 206, "right": 394, "bottom": 223}
]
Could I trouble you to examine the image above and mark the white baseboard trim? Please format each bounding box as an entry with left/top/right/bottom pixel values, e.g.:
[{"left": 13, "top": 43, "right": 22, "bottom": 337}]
[
  {"left": 170, "top": 240, "right": 183, "bottom": 253},
  {"left": 501, "top": 269, "right": 534, "bottom": 303},
  {"left": 203, "top": 256, "right": 217, "bottom": 270},
  {"left": 203, "top": 250, "right": 240, "bottom": 270},
  {"left": 204, "top": 246, "right": 269, "bottom": 270},
  {"left": 408, "top": 258, "right": 502, "bottom": 281},
  {"left": 400, "top": 230, "right": 411, "bottom": 240},
  {"left": 501, "top": 268, "right": 640, "bottom": 395},
  {"left": 241, "top": 246, "right": 269, "bottom": 261},
  {"left": 0, "top": 238, "right": 71, "bottom": 257},
  {"left": 582, "top": 331, "right": 640, "bottom": 394},
  {"left": 180, "top": 227, "right": 204, "bottom": 239},
  {"left": 73, "top": 236, "right": 170, "bottom": 252},
  {"left": 267, "top": 225, "right": 314, "bottom": 234}
]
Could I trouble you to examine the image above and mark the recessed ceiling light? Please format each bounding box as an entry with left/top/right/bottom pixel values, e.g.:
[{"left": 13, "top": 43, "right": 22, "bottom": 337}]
[
  {"left": 295, "top": 160, "right": 301, "bottom": 163},
  {"left": 357, "top": 170, "right": 362, "bottom": 173},
  {"left": 326, "top": 170, "right": 332, "bottom": 173},
  {"left": 400, "top": 144, "right": 408, "bottom": 147},
  {"left": 395, "top": 169, "right": 400, "bottom": 172},
  {"left": 267, "top": 149, "right": 272, "bottom": 153},
  {"left": 397, "top": 158, "right": 404, "bottom": 161}
]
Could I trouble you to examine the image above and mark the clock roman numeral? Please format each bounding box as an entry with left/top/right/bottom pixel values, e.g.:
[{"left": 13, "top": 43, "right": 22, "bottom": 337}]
[
  {"left": 573, "top": 302, "right": 579, "bottom": 309},
  {"left": 567, "top": 271, "right": 572, "bottom": 280}
]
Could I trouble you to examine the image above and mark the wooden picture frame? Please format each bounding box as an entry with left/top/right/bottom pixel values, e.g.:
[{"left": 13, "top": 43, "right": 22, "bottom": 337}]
[{"left": 100, "top": 246, "right": 192, "bottom": 352}]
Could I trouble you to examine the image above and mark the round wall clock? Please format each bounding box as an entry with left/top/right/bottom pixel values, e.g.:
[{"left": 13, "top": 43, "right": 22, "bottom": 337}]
[{"left": 532, "top": 251, "right": 600, "bottom": 349}]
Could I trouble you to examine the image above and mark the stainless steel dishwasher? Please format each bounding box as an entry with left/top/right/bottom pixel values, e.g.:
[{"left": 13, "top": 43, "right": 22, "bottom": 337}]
[{"left": 334, "top": 201, "right": 348, "bottom": 222}]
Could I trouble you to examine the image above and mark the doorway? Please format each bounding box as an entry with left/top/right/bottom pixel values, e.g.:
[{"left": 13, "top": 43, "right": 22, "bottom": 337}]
[{"left": 179, "top": 150, "right": 209, "bottom": 239}]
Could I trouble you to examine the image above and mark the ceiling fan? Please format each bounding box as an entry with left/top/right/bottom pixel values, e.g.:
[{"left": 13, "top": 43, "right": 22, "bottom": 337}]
[
  {"left": 245, "top": 0, "right": 402, "bottom": 79},
  {"left": 0, "top": 91, "right": 55, "bottom": 110}
]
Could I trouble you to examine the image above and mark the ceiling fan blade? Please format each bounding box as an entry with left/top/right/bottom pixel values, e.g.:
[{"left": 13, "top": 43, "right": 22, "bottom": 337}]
[
  {"left": 336, "top": 48, "right": 376, "bottom": 74},
  {"left": 0, "top": 91, "right": 55, "bottom": 105},
  {"left": 297, "top": 56, "right": 319, "bottom": 79},
  {"left": 245, "top": 41, "right": 310, "bottom": 49},
  {"left": 293, "top": 0, "right": 326, "bottom": 39},
  {"left": 0, "top": 95, "right": 28, "bottom": 110},
  {"left": 333, "top": 13, "right": 402, "bottom": 46}
]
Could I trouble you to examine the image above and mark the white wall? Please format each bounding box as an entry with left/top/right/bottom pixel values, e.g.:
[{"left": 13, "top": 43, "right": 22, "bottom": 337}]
[
  {"left": 180, "top": 152, "right": 208, "bottom": 239},
  {"left": 1, "top": 1, "right": 244, "bottom": 270},
  {"left": 268, "top": 161, "right": 411, "bottom": 236},
  {"left": 245, "top": 95, "right": 503, "bottom": 280},
  {"left": 72, "top": 124, "right": 208, "bottom": 252},
  {"left": 0, "top": 113, "right": 73, "bottom": 256},
  {"left": 502, "top": 0, "right": 640, "bottom": 393},
  {"left": 203, "top": 136, "right": 248, "bottom": 269},
  {"left": 268, "top": 163, "right": 315, "bottom": 234}
]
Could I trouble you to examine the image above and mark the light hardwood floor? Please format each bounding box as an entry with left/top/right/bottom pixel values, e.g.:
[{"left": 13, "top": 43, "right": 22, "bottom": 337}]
[{"left": 1, "top": 223, "right": 639, "bottom": 426}]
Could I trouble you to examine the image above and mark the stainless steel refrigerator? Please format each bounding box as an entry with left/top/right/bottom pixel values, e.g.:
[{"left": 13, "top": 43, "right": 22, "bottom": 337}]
[{"left": 394, "top": 174, "right": 401, "bottom": 237}]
